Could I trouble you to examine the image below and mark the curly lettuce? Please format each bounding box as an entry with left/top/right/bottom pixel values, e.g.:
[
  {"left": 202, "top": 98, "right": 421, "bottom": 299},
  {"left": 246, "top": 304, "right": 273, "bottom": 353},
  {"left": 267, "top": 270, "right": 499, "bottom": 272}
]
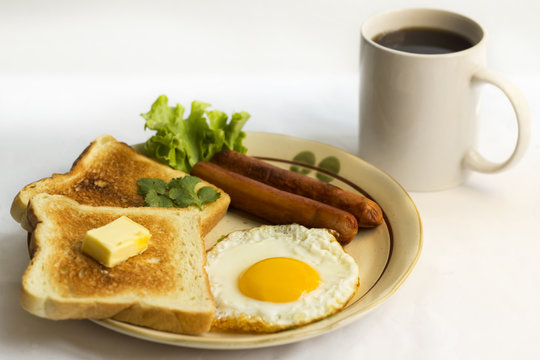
[{"left": 141, "top": 95, "right": 250, "bottom": 172}]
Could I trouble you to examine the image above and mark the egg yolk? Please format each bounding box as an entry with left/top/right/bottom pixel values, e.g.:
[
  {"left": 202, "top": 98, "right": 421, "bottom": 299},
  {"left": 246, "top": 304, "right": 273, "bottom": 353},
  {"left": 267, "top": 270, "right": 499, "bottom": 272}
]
[{"left": 238, "top": 257, "right": 320, "bottom": 303}]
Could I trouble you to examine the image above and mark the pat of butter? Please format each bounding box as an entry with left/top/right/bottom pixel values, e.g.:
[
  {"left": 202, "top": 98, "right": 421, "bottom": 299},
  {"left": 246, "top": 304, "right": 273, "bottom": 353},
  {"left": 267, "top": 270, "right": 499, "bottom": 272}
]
[{"left": 81, "top": 216, "right": 151, "bottom": 267}]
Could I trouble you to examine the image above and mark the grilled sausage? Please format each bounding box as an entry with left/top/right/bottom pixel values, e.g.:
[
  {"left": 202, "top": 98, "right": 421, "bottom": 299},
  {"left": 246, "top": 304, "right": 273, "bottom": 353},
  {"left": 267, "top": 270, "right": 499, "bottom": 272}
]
[
  {"left": 211, "top": 150, "right": 383, "bottom": 227},
  {"left": 191, "top": 161, "right": 358, "bottom": 244}
]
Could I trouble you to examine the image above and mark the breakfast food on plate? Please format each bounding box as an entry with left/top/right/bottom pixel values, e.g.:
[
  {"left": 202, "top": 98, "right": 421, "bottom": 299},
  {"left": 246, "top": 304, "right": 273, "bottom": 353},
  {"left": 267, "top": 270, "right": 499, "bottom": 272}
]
[
  {"left": 10, "top": 134, "right": 230, "bottom": 235},
  {"left": 191, "top": 161, "right": 359, "bottom": 244},
  {"left": 206, "top": 224, "right": 360, "bottom": 333},
  {"left": 22, "top": 193, "right": 215, "bottom": 335},
  {"left": 10, "top": 93, "right": 374, "bottom": 338},
  {"left": 211, "top": 149, "right": 383, "bottom": 227}
]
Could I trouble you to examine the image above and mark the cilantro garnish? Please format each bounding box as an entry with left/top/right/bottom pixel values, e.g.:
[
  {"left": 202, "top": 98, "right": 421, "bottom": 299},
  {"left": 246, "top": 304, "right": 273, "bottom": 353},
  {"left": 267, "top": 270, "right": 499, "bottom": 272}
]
[{"left": 137, "top": 176, "right": 220, "bottom": 210}]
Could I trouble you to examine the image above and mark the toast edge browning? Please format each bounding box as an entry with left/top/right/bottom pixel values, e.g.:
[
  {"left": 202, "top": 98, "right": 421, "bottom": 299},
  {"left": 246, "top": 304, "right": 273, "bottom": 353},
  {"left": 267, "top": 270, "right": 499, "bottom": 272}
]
[
  {"left": 10, "top": 137, "right": 101, "bottom": 231},
  {"left": 20, "top": 194, "right": 216, "bottom": 334},
  {"left": 10, "top": 135, "right": 231, "bottom": 235},
  {"left": 112, "top": 301, "right": 214, "bottom": 335}
]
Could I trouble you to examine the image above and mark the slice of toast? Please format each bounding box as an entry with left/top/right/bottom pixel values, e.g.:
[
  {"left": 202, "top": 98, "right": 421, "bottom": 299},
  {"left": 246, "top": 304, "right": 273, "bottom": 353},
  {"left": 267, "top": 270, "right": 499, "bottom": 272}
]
[
  {"left": 22, "top": 193, "right": 215, "bottom": 335},
  {"left": 10, "top": 135, "right": 230, "bottom": 235}
]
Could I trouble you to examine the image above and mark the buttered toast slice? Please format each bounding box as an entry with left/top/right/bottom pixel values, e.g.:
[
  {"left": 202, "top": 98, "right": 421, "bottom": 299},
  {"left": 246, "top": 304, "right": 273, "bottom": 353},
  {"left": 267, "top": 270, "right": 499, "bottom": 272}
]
[
  {"left": 11, "top": 135, "right": 230, "bottom": 235},
  {"left": 22, "top": 193, "right": 215, "bottom": 335}
]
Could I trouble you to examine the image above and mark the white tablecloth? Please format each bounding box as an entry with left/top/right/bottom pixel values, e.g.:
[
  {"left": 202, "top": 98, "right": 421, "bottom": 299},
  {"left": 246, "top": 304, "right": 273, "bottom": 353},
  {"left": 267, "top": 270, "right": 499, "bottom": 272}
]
[{"left": 1, "top": 1, "right": 539, "bottom": 359}]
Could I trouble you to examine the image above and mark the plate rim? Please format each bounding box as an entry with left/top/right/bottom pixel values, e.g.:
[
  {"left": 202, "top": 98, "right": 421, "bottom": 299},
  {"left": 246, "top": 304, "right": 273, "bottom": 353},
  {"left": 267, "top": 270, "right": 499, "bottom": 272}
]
[{"left": 95, "top": 131, "right": 423, "bottom": 349}]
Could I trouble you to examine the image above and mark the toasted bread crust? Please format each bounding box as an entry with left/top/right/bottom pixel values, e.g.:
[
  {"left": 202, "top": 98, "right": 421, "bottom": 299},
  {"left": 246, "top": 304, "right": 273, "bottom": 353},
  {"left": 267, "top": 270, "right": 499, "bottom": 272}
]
[
  {"left": 11, "top": 135, "right": 230, "bottom": 234},
  {"left": 113, "top": 304, "right": 214, "bottom": 335},
  {"left": 22, "top": 194, "right": 216, "bottom": 334}
]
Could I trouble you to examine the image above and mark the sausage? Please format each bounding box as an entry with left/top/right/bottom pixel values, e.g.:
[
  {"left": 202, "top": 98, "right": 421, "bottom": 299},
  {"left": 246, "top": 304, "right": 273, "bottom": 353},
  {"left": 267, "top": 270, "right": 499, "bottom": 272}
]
[
  {"left": 191, "top": 161, "right": 358, "bottom": 244},
  {"left": 211, "top": 150, "right": 383, "bottom": 227}
]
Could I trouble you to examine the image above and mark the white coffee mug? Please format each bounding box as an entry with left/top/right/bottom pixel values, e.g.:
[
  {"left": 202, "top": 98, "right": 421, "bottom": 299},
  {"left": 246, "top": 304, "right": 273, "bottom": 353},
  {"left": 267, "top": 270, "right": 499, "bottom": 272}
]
[{"left": 358, "top": 8, "right": 530, "bottom": 191}]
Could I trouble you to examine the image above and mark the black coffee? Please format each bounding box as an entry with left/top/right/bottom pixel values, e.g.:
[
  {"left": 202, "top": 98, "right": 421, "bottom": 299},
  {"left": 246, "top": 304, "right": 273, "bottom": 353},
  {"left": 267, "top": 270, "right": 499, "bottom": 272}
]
[{"left": 373, "top": 27, "right": 474, "bottom": 54}]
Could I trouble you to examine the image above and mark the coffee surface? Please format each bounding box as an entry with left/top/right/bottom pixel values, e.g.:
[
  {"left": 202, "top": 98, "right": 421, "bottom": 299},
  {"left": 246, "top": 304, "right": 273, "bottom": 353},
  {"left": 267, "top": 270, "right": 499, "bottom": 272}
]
[{"left": 373, "top": 27, "right": 473, "bottom": 54}]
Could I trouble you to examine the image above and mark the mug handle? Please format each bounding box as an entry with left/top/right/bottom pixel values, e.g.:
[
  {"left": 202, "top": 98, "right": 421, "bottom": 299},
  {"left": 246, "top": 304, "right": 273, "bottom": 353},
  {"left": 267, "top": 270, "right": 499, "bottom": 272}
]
[{"left": 463, "top": 68, "right": 531, "bottom": 173}]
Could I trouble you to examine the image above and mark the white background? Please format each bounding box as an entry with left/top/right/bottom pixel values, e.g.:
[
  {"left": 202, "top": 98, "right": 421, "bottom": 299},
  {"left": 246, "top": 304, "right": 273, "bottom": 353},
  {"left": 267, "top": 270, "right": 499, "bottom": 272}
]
[{"left": 1, "top": 0, "right": 539, "bottom": 359}]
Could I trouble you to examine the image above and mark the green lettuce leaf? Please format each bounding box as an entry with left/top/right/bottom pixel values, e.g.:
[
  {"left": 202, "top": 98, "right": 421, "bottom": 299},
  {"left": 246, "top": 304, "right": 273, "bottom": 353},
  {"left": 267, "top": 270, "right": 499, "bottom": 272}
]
[{"left": 141, "top": 95, "right": 250, "bottom": 172}]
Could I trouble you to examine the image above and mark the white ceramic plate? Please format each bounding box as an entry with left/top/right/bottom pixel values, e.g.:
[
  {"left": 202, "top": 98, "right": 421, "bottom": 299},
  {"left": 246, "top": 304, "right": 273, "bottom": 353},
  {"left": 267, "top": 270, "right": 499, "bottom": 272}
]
[{"left": 95, "top": 132, "right": 423, "bottom": 349}]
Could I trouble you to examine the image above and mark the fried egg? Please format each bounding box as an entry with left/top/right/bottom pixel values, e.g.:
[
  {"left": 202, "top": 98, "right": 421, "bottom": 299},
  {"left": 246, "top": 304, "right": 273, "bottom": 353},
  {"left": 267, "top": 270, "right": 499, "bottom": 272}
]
[{"left": 206, "top": 224, "right": 359, "bottom": 333}]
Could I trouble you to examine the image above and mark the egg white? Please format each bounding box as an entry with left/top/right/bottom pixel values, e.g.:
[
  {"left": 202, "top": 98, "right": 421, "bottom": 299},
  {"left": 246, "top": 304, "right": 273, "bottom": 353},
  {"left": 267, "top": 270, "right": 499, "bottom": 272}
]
[{"left": 206, "top": 224, "right": 359, "bottom": 333}]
